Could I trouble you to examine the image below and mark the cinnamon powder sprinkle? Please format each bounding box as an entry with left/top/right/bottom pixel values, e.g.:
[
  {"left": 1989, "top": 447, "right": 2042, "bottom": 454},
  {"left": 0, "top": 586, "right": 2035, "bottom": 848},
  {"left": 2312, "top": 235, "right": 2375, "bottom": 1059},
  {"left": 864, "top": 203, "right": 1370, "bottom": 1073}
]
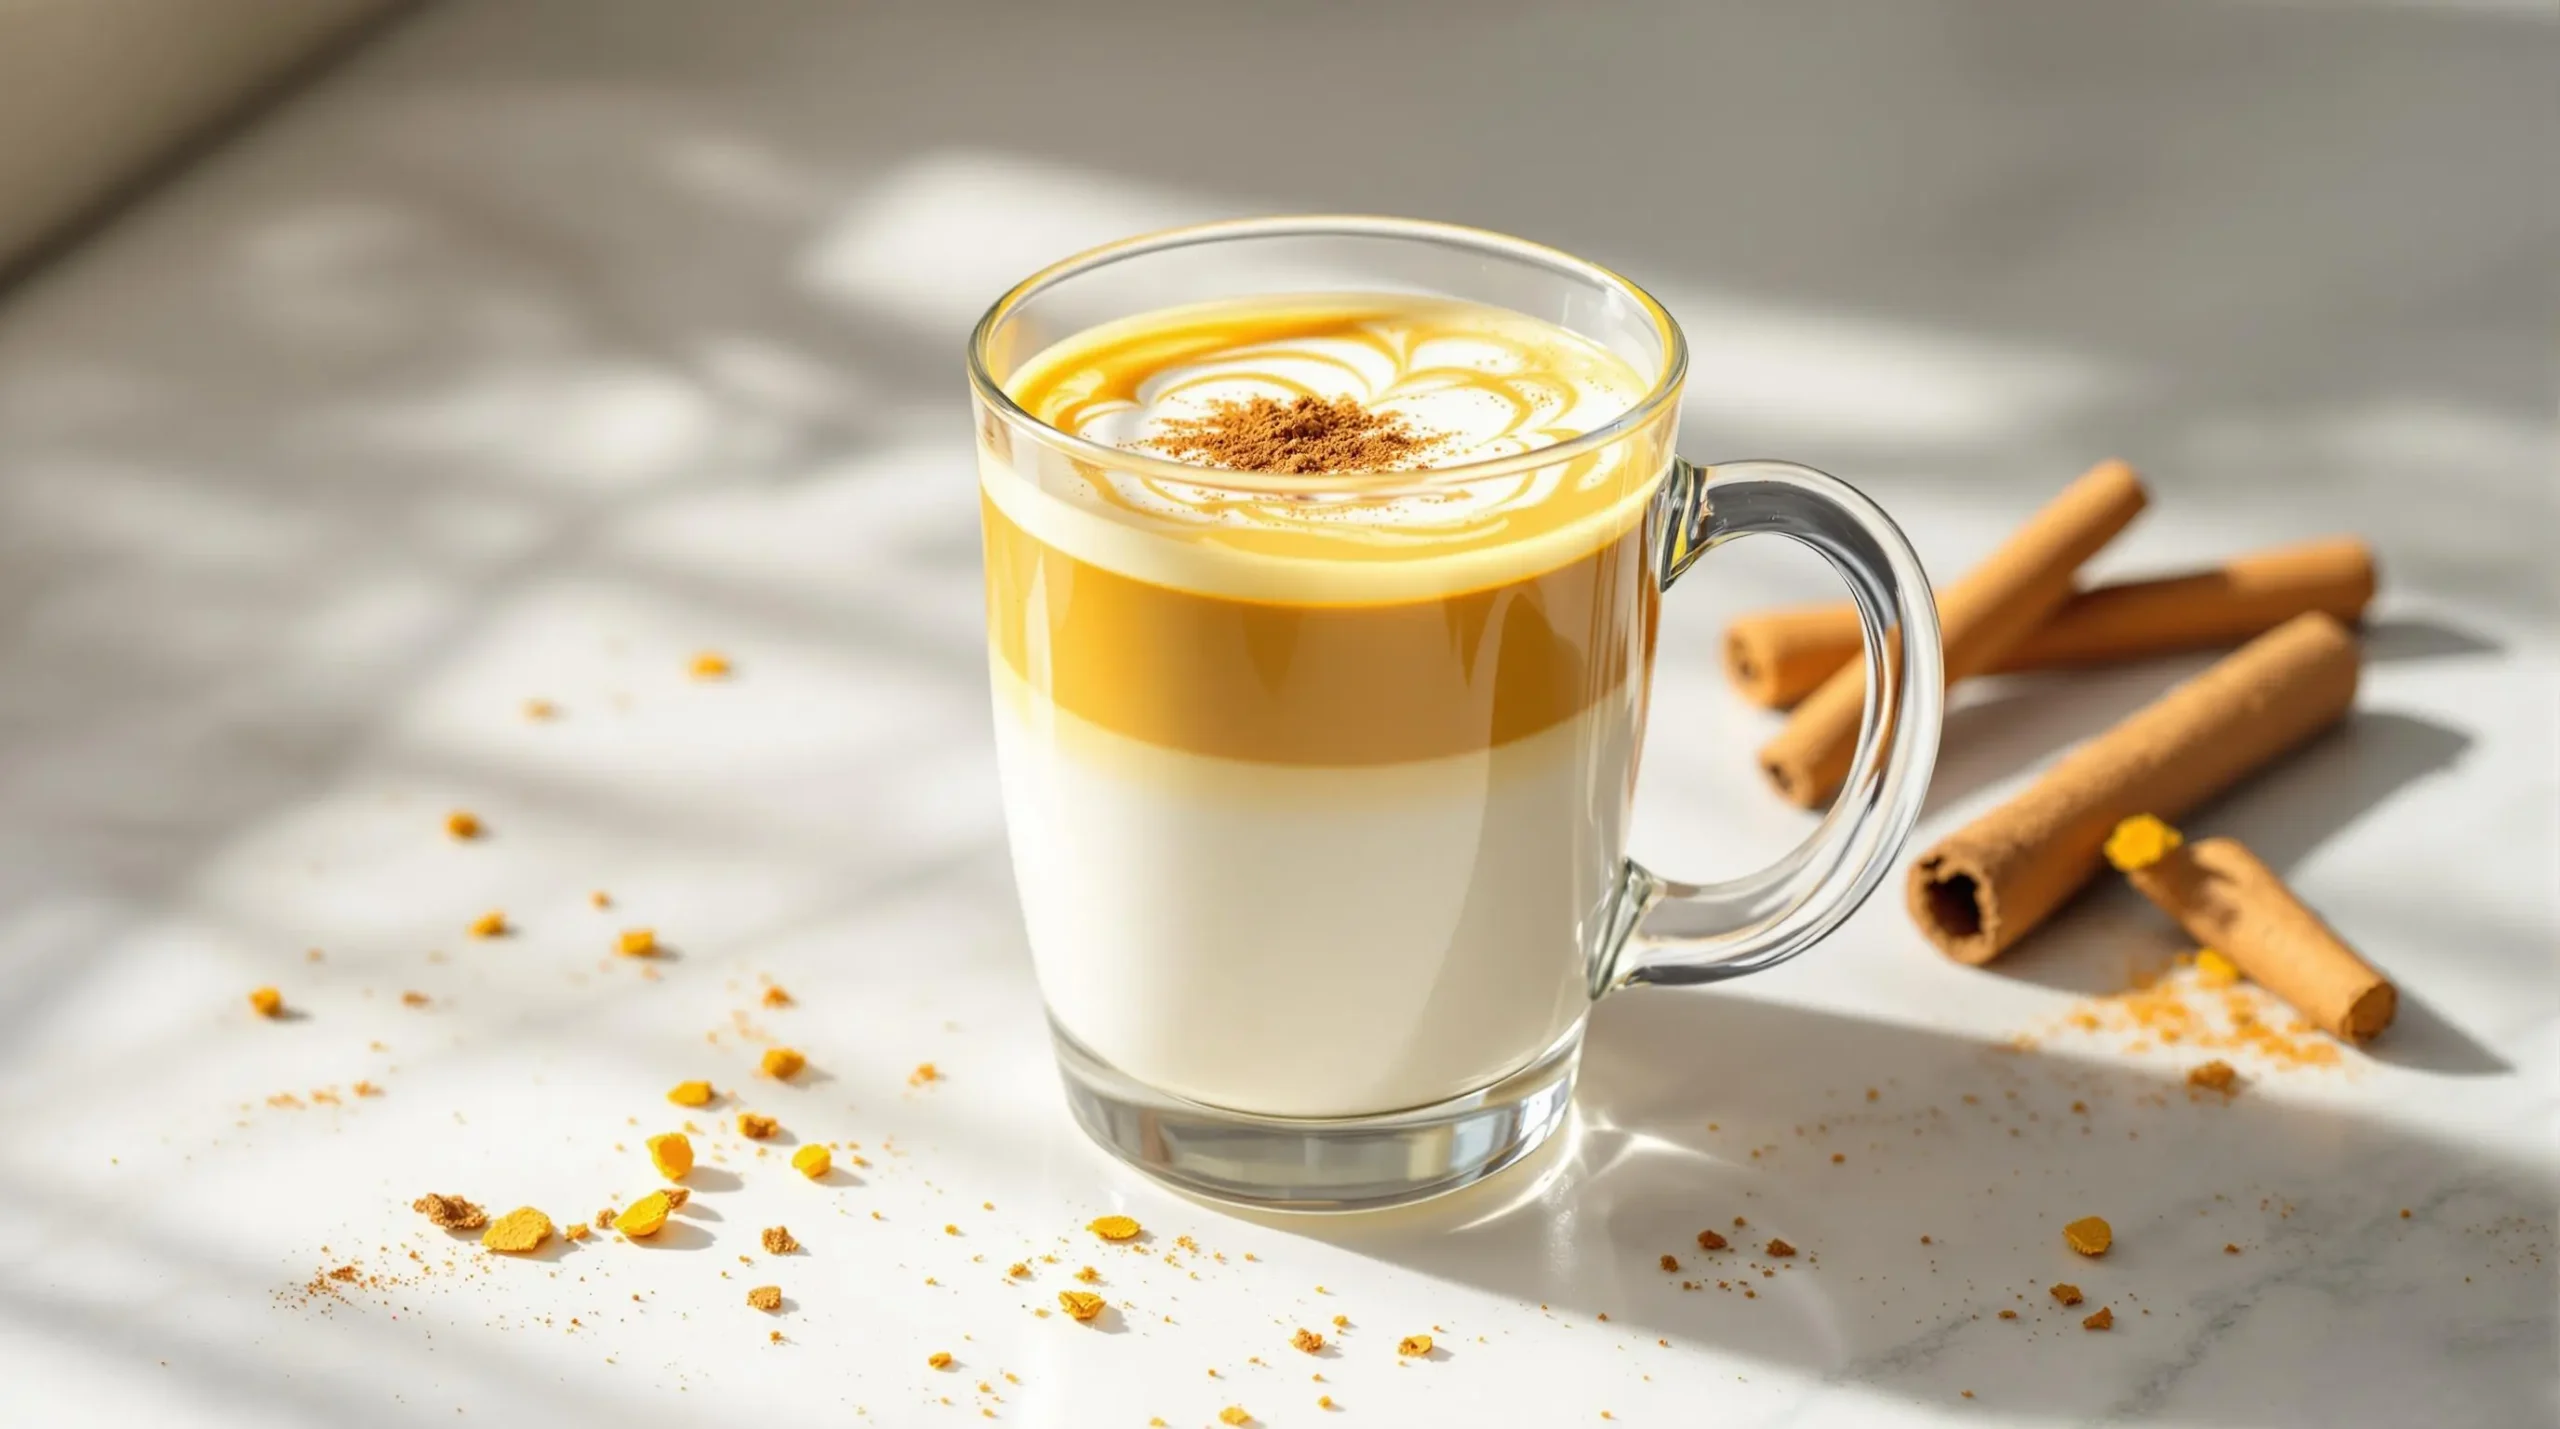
[
  {"left": 1142, "top": 394, "right": 1441, "bottom": 475},
  {"left": 413, "top": 1193, "right": 486, "bottom": 1230}
]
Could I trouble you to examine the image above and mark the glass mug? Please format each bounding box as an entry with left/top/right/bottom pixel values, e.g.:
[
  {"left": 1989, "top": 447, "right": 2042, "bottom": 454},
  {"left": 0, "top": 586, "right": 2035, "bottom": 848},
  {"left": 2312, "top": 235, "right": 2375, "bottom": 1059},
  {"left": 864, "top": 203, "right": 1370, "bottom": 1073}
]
[{"left": 968, "top": 217, "right": 1941, "bottom": 1210}]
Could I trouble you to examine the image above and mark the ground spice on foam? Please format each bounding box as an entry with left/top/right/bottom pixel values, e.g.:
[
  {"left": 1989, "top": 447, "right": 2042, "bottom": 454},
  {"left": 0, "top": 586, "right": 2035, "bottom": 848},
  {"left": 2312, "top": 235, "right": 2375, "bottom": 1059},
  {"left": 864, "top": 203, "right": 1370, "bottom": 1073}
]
[{"left": 1141, "top": 395, "right": 1441, "bottom": 475}]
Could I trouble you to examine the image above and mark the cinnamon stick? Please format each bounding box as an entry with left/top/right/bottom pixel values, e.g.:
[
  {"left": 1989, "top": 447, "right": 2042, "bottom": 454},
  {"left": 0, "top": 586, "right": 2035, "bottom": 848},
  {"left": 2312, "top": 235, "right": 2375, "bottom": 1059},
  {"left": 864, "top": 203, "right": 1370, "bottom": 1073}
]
[
  {"left": 1724, "top": 536, "right": 2378, "bottom": 709},
  {"left": 1759, "top": 460, "right": 2151, "bottom": 807},
  {"left": 2102, "top": 815, "right": 2395, "bottom": 1040},
  {"left": 1908, "top": 611, "right": 2360, "bottom": 965}
]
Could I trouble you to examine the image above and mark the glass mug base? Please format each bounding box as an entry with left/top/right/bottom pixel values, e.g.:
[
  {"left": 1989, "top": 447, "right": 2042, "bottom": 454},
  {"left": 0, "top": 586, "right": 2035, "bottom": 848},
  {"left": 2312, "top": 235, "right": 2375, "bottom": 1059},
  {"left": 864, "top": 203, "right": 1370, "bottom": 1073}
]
[{"left": 1051, "top": 1020, "right": 1581, "bottom": 1212}]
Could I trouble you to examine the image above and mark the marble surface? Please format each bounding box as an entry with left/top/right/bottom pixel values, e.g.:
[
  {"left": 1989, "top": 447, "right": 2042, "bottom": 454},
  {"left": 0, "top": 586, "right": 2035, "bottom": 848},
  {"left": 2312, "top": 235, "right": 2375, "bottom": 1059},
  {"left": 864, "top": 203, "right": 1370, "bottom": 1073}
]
[{"left": 0, "top": 3, "right": 2553, "bottom": 1425}]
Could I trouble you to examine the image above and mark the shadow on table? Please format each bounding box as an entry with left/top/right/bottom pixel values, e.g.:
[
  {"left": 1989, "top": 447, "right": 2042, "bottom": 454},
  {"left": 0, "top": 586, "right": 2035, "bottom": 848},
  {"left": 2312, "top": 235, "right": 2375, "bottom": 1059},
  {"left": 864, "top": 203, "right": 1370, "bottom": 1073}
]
[{"left": 1245, "top": 991, "right": 2555, "bottom": 1425}]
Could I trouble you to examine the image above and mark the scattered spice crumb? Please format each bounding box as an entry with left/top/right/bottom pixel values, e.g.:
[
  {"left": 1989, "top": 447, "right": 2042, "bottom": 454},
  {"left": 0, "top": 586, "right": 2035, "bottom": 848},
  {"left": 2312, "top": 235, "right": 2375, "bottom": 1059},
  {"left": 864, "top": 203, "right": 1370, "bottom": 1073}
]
[
  {"left": 2188, "top": 1060, "right": 2239, "bottom": 1094},
  {"left": 762, "top": 1226, "right": 799, "bottom": 1254},
  {"left": 400, "top": 990, "right": 430, "bottom": 1008},
  {"left": 1733, "top": 1216, "right": 1747, "bottom": 1227},
  {"left": 1998, "top": 1309, "right": 2017, "bottom": 1320},
  {"left": 792, "top": 1144, "right": 831, "bottom": 1178},
  {"left": 1696, "top": 1229, "right": 1728, "bottom": 1251},
  {"left": 523, "top": 698, "right": 556, "bottom": 720},
  {"left": 563, "top": 1222, "right": 590, "bottom": 1241},
  {"left": 2400, "top": 1208, "right": 2412, "bottom": 1219},
  {"left": 2051, "top": 1283, "right": 2084, "bottom": 1306},
  {"left": 1318, "top": 1396, "right": 1335, "bottom": 1411},
  {"left": 748, "top": 1285, "right": 782, "bottom": 1312},
  {"left": 1075, "top": 1266, "right": 1100, "bottom": 1283},
  {"left": 2064, "top": 1217, "right": 2113, "bottom": 1257},
  {"left": 2225, "top": 1243, "right": 2243, "bottom": 1254},
  {"left": 911, "top": 1062, "right": 942, "bottom": 1086},
  {"left": 1059, "top": 1290, "right": 1107, "bottom": 1323},
  {"left": 615, "top": 1191, "right": 673, "bottom": 1238},
  {"left": 1397, "top": 1335, "right": 1432, "bottom": 1357},
  {"left": 1766, "top": 1239, "right": 1796, "bottom": 1258},
  {"left": 1831, "top": 1153, "right": 1845, "bottom": 1164},
  {"left": 468, "top": 910, "right": 508, "bottom": 939},
  {"left": 1218, "top": 1409, "right": 1252, "bottom": 1427},
  {"left": 247, "top": 987, "right": 284, "bottom": 1018},
  {"left": 760, "top": 1046, "right": 806, "bottom": 1080},
  {"left": 413, "top": 1194, "right": 486, "bottom": 1230},
  {"left": 446, "top": 811, "right": 481, "bottom": 840},
  {"left": 590, "top": 890, "right": 611, "bottom": 909},
  {"left": 1292, "top": 1328, "right": 1324, "bottom": 1354},
  {"left": 1008, "top": 1262, "right": 1031, "bottom": 1279},
  {"left": 2084, "top": 1306, "right": 2114, "bottom": 1331},
  {"left": 1088, "top": 1215, "right": 1141, "bottom": 1242},
  {"left": 928, "top": 1351, "right": 953, "bottom": 1370},
  {"left": 667, "top": 1080, "right": 713, "bottom": 1107},
  {"left": 663, "top": 1186, "right": 691, "bottom": 1209},
  {"left": 617, "top": 928, "right": 657, "bottom": 958},
  {"left": 647, "top": 1132, "right": 694, "bottom": 1180},
  {"left": 689, "top": 651, "right": 732, "bottom": 680},
  {"left": 738, "top": 1112, "right": 779, "bottom": 1140},
  {"left": 762, "top": 985, "right": 794, "bottom": 1008},
  {"left": 481, "top": 1207, "right": 552, "bottom": 1253},
  {"left": 1331, "top": 1314, "right": 1348, "bottom": 1329}
]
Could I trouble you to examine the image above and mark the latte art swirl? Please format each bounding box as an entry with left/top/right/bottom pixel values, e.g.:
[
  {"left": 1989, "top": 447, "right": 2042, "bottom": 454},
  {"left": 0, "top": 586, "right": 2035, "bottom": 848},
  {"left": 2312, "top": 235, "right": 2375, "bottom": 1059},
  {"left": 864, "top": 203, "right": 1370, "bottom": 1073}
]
[{"left": 1003, "top": 295, "right": 1657, "bottom": 552}]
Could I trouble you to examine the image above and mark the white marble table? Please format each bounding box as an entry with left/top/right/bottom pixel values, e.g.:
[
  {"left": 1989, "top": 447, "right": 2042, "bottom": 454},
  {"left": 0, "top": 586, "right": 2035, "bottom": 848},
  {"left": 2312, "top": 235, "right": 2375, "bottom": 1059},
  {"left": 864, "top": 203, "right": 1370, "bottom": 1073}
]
[{"left": 1, "top": 3, "right": 2552, "bottom": 1425}]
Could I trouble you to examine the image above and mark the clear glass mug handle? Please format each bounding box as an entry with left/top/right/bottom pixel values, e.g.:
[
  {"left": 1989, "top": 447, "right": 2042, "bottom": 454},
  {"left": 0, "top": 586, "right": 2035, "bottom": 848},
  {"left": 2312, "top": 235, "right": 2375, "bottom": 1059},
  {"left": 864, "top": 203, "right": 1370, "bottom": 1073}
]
[{"left": 1596, "top": 459, "right": 1944, "bottom": 991}]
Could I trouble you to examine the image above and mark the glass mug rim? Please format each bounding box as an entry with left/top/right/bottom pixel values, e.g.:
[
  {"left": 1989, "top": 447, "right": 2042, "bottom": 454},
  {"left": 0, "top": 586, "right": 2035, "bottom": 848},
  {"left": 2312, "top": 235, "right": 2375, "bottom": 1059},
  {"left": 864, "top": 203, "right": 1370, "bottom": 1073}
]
[{"left": 963, "top": 214, "right": 1691, "bottom": 497}]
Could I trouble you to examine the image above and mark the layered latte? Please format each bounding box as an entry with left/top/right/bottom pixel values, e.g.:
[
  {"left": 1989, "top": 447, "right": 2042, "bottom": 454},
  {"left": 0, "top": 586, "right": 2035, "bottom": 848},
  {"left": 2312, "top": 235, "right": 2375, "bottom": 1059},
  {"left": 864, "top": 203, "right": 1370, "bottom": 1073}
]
[{"left": 981, "top": 294, "right": 1675, "bottom": 1117}]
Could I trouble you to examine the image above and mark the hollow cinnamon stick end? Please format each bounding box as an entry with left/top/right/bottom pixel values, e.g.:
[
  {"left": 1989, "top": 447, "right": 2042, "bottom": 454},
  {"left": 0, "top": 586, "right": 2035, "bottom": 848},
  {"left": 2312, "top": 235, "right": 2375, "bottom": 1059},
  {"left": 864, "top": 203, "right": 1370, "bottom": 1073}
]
[
  {"left": 1909, "top": 851, "right": 2006, "bottom": 965},
  {"left": 2340, "top": 980, "right": 2398, "bottom": 1042},
  {"left": 1724, "top": 628, "right": 1785, "bottom": 708}
]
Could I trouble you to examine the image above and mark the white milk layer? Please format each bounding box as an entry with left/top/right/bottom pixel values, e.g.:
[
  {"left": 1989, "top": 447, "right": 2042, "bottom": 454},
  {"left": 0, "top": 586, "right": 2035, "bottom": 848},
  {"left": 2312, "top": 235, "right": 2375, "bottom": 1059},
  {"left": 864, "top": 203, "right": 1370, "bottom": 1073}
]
[{"left": 993, "top": 658, "right": 1636, "bottom": 1118}]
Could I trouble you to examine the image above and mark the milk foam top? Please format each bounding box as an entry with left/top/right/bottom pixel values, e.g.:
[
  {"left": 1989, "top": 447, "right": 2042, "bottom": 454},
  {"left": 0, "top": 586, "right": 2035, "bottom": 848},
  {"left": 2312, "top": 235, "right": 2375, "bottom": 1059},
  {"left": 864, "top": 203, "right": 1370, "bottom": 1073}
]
[{"left": 987, "top": 294, "right": 1675, "bottom": 604}]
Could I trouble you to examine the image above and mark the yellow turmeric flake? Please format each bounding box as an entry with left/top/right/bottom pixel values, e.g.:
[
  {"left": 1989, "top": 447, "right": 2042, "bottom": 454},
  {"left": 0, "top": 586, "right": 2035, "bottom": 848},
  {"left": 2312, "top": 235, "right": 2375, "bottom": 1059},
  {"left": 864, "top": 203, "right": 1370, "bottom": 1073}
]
[
  {"left": 1397, "top": 1334, "right": 1433, "bottom": 1357},
  {"left": 445, "top": 810, "right": 482, "bottom": 840},
  {"left": 689, "top": 651, "right": 732, "bottom": 680},
  {"left": 616, "top": 928, "right": 657, "bottom": 957},
  {"left": 248, "top": 987, "right": 284, "bottom": 1018},
  {"left": 1087, "top": 1214, "right": 1141, "bottom": 1242},
  {"left": 791, "top": 1143, "right": 831, "bottom": 1178},
  {"left": 760, "top": 1046, "right": 806, "bottom": 1080},
  {"left": 2063, "top": 1217, "right": 2113, "bottom": 1257},
  {"left": 2194, "top": 948, "right": 2242, "bottom": 987},
  {"left": 614, "top": 1191, "right": 673, "bottom": 1238},
  {"left": 666, "top": 1079, "right": 714, "bottom": 1107},
  {"left": 468, "top": 910, "right": 508, "bottom": 939},
  {"left": 647, "top": 1132, "right": 694, "bottom": 1180},
  {"left": 2103, "top": 814, "right": 2183, "bottom": 872},
  {"left": 481, "top": 1207, "right": 553, "bottom": 1253},
  {"left": 1059, "top": 1289, "right": 1107, "bottom": 1322}
]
